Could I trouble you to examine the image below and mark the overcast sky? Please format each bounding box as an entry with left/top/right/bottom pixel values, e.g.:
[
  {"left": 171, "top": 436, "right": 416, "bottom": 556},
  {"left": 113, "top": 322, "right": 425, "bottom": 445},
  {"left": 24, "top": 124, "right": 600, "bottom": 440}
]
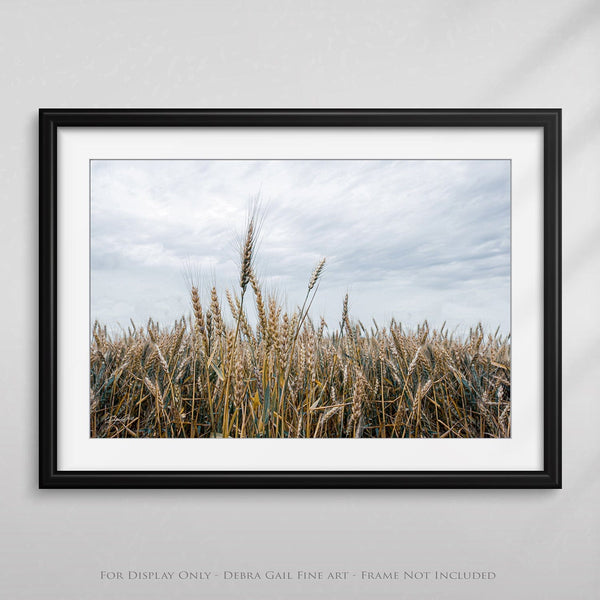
[{"left": 91, "top": 159, "right": 510, "bottom": 334}]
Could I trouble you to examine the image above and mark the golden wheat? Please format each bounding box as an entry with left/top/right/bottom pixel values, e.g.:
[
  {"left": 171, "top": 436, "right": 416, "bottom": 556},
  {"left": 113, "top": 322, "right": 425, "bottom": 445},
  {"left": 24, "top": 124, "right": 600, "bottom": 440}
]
[
  {"left": 91, "top": 219, "right": 510, "bottom": 439},
  {"left": 90, "top": 300, "right": 511, "bottom": 438}
]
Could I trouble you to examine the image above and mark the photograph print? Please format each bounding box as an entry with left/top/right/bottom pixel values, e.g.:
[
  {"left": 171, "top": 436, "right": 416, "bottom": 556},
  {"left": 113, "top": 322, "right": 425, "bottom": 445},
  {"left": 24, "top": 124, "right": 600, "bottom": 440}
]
[{"left": 90, "top": 158, "right": 511, "bottom": 440}]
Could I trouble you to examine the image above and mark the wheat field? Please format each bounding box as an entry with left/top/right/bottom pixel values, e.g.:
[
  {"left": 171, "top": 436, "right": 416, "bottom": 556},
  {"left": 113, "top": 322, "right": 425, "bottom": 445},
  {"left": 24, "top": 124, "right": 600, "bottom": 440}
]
[{"left": 90, "top": 215, "right": 511, "bottom": 439}]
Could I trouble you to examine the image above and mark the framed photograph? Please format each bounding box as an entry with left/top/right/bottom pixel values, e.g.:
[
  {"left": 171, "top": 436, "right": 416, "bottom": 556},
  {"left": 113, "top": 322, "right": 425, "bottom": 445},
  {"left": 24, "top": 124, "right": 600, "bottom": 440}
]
[{"left": 39, "top": 109, "right": 561, "bottom": 488}]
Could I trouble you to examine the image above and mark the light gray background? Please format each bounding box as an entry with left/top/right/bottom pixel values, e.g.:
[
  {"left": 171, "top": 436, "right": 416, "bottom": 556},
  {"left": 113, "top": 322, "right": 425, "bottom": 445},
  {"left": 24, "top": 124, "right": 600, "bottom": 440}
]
[{"left": 1, "top": 1, "right": 598, "bottom": 598}]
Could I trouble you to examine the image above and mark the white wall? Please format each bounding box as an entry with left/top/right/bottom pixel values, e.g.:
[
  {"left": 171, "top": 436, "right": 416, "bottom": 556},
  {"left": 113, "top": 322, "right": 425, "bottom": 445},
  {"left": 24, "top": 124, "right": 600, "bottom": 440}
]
[{"left": 1, "top": 1, "right": 598, "bottom": 598}]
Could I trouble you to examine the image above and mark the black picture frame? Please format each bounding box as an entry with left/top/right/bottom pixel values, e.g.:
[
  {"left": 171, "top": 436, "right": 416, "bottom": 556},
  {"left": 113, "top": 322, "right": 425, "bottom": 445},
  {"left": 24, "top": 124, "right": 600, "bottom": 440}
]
[{"left": 39, "top": 108, "right": 561, "bottom": 489}]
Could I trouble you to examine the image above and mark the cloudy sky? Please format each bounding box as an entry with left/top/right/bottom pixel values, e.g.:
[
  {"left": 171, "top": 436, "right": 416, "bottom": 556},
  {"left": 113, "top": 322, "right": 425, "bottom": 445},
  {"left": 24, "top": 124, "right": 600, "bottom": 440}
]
[{"left": 91, "top": 159, "right": 510, "bottom": 334}]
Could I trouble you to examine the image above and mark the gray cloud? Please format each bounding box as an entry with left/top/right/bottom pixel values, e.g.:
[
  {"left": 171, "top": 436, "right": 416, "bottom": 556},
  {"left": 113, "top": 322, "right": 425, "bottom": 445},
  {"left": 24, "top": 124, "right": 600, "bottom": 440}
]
[{"left": 91, "top": 159, "right": 510, "bottom": 333}]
